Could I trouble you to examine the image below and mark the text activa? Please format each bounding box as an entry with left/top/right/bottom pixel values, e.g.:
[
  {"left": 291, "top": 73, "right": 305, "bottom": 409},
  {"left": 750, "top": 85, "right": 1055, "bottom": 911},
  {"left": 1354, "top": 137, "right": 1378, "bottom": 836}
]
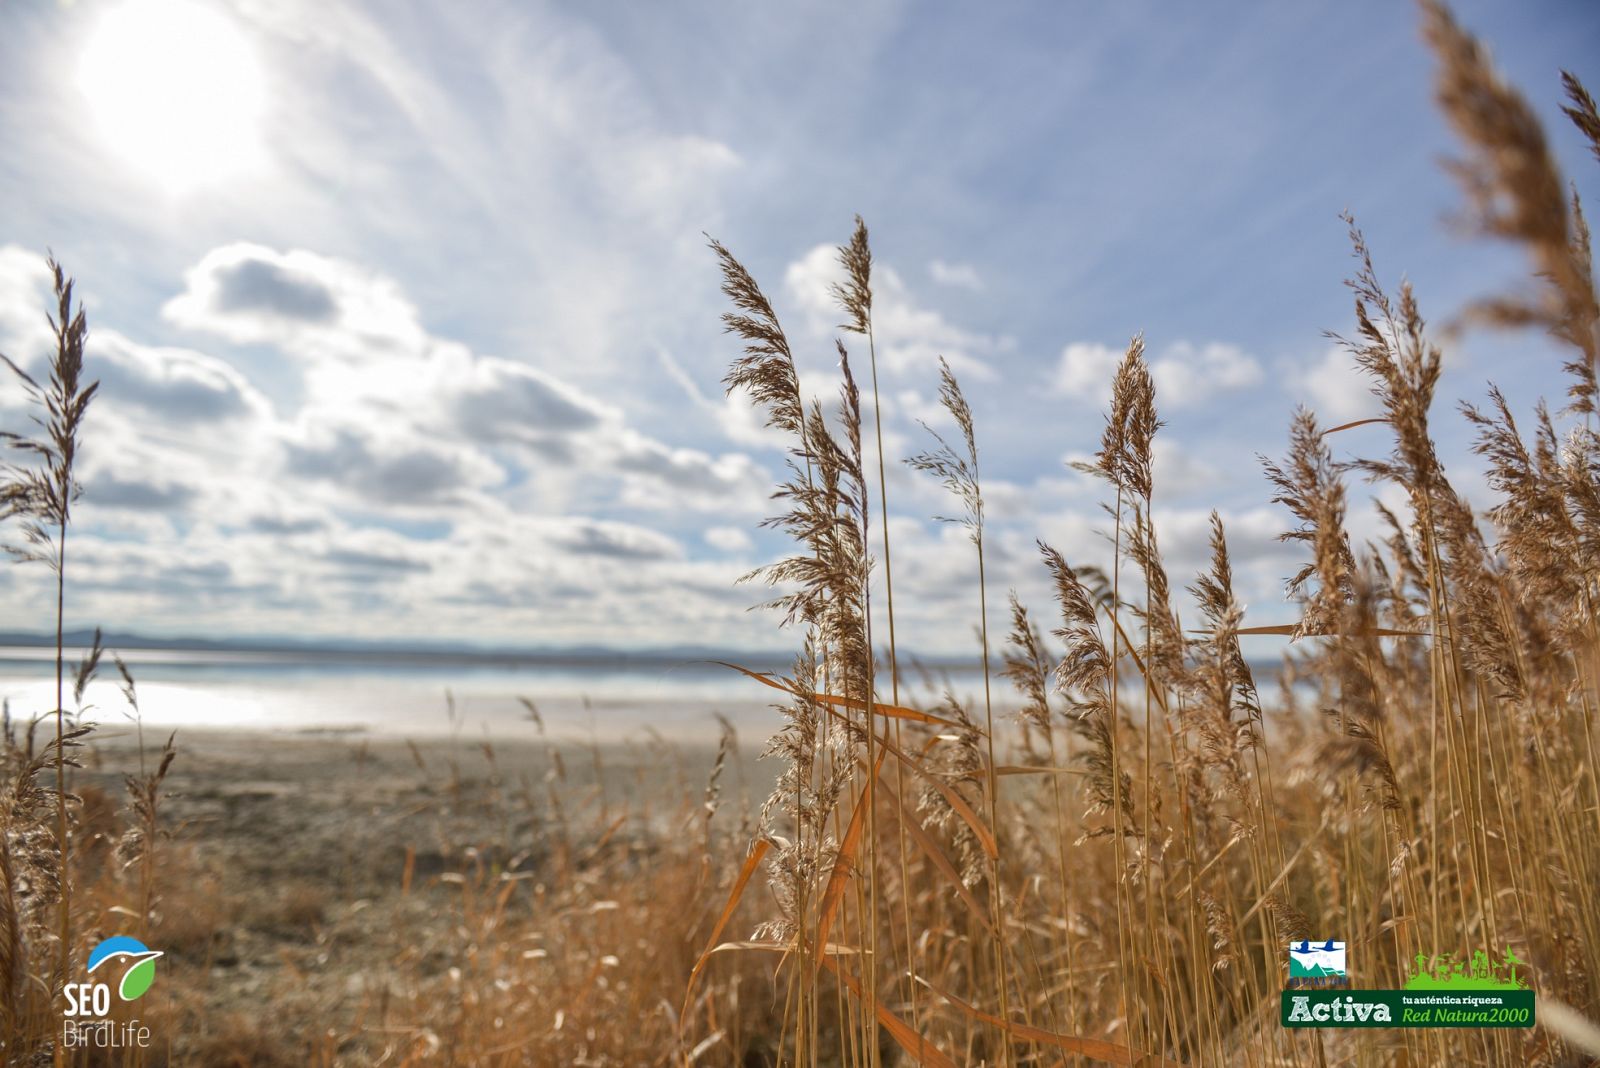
[{"left": 1287, "top": 995, "right": 1393, "bottom": 1023}]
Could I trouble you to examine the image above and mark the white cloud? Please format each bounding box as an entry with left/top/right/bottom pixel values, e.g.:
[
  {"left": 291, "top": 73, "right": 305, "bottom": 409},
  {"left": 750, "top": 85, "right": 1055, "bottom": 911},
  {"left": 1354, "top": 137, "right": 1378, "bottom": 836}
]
[
  {"left": 785, "top": 244, "right": 1002, "bottom": 382},
  {"left": 1052, "top": 341, "right": 1123, "bottom": 403},
  {"left": 3, "top": 1, "right": 1558, "bottom": 659},
  {"left": 0, "top": 0, "right": 747, "bottom": 400},
  {"left": 609, "top": 431, "right": 770, "bottom": 511},
  {"left": 1050, "top": 338, "right": 1264, "bottom": 410},
  {"left": 1152, "top": 341, "right": 1264, "bottom": 404},
  {"left": 1152, "top": 438, "right": 1222, "bottom": 498},
  {"left": 545, "top": 517, "right": 684, "bottom": 561},
  {"left": 656, "top": 346, "right": 789, "bottom": 453},
  {"left": 441, "top": 346, "right": 615, "bottom": 444},
  {"left": 0, "top": 241, "right": 789, "bottom": 648},
  {"left": 1288, "top": 345, "right": 1377, "bottom": 424},
  {"left": 91, "top": 330, "right": 273, "bottom": 425},
  {"left": 0, "top": 230, "right": 1320, "bottom": 653},
  {"left": 0, "top": 248, "right": 57, "bottom": 361},
  {"left": 0, "top": 238, "right": 1324, "bottom": 652},
  {"left": 209, "top": 0, "right": 745, "bottom": 384},
  {"left": 158, "top": 244, "right": 769, "bottom": 516},
  {"left": 281, "top": 415, "right": 507, "bottom": 507},
  {"left": 0, "top": 309, "right": 287, "bottom": 534},
  {"left": 704, "top": 526, "right": 754, "bottom": 553},
  {"left": 164, "top": 242, "right": 425, "bottom": 354},
  {"left": 928, "top": 259, "right": 983, "bottom": 291}
]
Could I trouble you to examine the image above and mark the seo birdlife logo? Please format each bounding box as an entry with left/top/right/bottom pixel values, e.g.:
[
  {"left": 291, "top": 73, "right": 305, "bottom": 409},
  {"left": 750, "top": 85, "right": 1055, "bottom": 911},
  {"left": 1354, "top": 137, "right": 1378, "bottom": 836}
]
[
  {"left": 66, "top": 936, "right": 163, "bottom": 1014},
  {"left": 61, "top": 937, "right": 162, "bottom": 1050}
]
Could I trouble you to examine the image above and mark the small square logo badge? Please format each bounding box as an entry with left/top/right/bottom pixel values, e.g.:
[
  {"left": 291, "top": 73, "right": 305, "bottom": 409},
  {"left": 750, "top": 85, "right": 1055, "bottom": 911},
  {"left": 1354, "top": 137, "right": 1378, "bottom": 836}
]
[{"left": 1288, "top": 940, "right": 1348, "bottom": 987}]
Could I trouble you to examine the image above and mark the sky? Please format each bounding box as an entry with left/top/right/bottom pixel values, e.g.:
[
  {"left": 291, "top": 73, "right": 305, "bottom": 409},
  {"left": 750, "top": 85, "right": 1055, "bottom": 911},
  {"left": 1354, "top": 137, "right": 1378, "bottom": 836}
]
[{"left": 0, "top": 0, "right": 1596, "bottom": 656}]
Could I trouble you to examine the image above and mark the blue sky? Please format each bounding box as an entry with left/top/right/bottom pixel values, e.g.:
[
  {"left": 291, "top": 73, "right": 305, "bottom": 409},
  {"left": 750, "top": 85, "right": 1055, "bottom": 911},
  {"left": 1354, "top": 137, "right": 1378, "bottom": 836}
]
[{"left": 0, "top": 0, "right": 1595, "bottom": 653}]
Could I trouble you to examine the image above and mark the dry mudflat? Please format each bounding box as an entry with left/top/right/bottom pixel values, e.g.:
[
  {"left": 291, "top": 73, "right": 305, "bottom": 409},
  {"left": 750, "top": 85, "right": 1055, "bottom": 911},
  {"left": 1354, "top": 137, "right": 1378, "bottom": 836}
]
[{"left": 72, "top": 724, "right": 765, "bottom": 1063}]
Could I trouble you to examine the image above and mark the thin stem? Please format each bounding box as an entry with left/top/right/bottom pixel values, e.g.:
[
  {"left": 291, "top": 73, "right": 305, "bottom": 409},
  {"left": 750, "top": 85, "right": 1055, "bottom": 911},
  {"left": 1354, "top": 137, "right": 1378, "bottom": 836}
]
[
  {"left": 975, "top": 531, "right": 1012, "bottom": 1066},
  {"left": 54, "top": 518, "right": 68, "bottom": 997},
  {"left": 1108, "top": 485, "right": 1134, "bottom": 1047}
]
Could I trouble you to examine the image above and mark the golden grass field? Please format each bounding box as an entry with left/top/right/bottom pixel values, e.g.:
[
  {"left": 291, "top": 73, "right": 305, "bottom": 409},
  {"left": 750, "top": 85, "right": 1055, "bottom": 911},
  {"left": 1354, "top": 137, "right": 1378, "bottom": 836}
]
[{"left": 3, "top": 2, "right": 1600, "bottom": 1064}]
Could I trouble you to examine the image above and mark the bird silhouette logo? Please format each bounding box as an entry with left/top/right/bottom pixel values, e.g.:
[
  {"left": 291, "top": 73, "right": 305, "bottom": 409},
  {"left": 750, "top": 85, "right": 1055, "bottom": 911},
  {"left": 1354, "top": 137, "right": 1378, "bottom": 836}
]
[
  {"left": 1288, "top": 939, "right": 1347, "bottom": 980},
  {"left": 86, "top": 937, "right": 164, "bottom": 1001}
]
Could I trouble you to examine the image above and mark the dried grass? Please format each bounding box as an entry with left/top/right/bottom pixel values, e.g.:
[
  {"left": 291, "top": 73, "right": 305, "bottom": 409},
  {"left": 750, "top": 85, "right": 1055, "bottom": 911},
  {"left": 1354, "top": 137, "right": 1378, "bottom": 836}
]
[{"left": 1, "top": 3, "right": 1597, "bottom": 1065}]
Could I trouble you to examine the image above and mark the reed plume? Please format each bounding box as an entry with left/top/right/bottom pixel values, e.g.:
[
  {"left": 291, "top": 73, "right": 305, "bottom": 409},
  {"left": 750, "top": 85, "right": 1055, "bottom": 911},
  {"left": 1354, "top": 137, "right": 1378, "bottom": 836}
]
[
  {"left": 1038, "top": 541, "right": 1126, "bottom": 828},
  {"left": 908, "top": 355, "right": 1014, "bottom": 1057},
  {"left": 1422, "top": 0, "right": 1599, "bottom": 411},
  {"left": 0, "top": 256, "right": 97, "bottom": 1002}
]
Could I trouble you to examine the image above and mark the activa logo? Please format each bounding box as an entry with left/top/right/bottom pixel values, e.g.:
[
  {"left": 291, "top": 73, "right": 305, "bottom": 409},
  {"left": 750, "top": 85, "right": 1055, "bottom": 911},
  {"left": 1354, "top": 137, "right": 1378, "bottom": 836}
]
[
  {"left": 63, "top": 937, "right": 164, "bottom": 1016},
  {"left": 1288, "top": 939, "right": 1349, "bottom": 989},
  {"left": 1287, "top": 993, "right": 1393, "bottom": 1023}
]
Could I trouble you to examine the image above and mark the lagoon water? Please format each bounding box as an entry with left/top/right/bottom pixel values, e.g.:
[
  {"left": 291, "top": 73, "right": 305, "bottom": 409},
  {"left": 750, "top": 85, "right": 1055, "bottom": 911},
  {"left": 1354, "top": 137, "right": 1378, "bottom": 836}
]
[
  {"left": 0, "top": 643, "right": 1289, "bottom": 744},
  {"left": 0, "top": 645, "right": 791, "bottom": 743}
]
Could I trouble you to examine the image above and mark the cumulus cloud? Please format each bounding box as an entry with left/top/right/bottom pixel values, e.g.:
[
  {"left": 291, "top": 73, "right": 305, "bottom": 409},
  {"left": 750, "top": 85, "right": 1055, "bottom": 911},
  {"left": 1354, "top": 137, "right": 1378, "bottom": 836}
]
[
  {"left": 1052, "top": 341, "right": 1124, "bottom": 402},
  {"left": 211, "top": 256, "right": 338, "bottom": 322},
  {"left": 0, "top": 235, "right": 1312, "bottom": 653},
  {"left": 0, "top": 248, "right": 58, "bottom": 361},
  {"left": 81, "top": 472, "right": 198, "bottom": 512},
  {"left": 0, "top": 241, "right": 787, "bottom": 647},
  {"left": 1050, "top": 338, "right": 1263, "bottom": 409},
  {"left": 282, "top": 420, "right": 504, "bottom": 506},
  {"left": 164, "top": 243, "right": 426, "bottom": 353},
  {"left": 159, "top": 243, "right": 771, "bottom": 516},
  {"left": 704, "top": 525, "right": 754, "bottom": 553},
  {"left": 1288, "top": 345, "right": 1377, "bottom": 424},
  {"left": 928, "top": 259, "right": 983, "bottom": 291},
  {"left": 549, "top": 518, "right": 683, "bottom": 561},
  {"left": 1153, "top": 341, "right": 1264, "bottom": 402},
  {"left": 785, "top": 244, "right": 1003, "bottom": 381},
  {"left": 322, "top": 543, "right": 432, "bottom": 575},
  {"left": 656, "top": 347, "right": 788, "bottom": 453},
  {"left": 447, "top": 352, "right": 611, "bottom": 441},
  {"left": 91, "top": 331, "right": 271, "bottom": 424},
  {"left": 610, "top": 432, "right": 767, "bottom": 505},
  {"left": 1152, "top": 438, "right": 1223, "bottom": 498}
]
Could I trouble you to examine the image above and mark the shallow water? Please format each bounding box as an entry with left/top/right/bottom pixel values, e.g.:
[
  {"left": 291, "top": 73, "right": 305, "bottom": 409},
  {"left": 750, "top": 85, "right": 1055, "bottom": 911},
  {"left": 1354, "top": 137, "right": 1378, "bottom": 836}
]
[
  {"left": 0, "top": 644, "right": 996, "bottom": 742},
  {"left": 0, "top": 645, "right": 802, "bottom": 741},
  {"left": 0, "top": 643, "right": 1294, "bottom": 742}
]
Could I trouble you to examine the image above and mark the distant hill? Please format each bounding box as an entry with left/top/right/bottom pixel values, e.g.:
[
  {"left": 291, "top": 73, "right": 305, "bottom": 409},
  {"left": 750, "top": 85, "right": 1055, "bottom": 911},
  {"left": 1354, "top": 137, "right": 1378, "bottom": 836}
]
[
  {"left": 1289, "top": 962, "right": 1344, "bottom": 978},
  {"left": 0, "top": 628, "right": 1287, "bottom": 678},
  {"left": 0, "top": 628, "right": 795, "bottom": 671}
]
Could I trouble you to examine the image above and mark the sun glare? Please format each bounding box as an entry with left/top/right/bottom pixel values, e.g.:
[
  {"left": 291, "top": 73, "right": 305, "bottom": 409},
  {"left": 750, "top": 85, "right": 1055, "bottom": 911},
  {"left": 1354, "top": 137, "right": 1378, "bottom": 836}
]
[{"left": 77, "top": 0, "right": 265, "bottom": 193}]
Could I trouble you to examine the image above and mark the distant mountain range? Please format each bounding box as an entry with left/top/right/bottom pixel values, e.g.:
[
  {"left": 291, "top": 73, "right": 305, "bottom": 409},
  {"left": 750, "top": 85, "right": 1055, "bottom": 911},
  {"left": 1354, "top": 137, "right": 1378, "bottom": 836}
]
[
  {"left": 1289, "top": 962, "right": 1345, "bottom": 978},
  {"left": 0, "top": 628, "right": 1286, "bottom": 678},
  {"left": 0, "top": 628, "right": 796, "bottom": 671}
]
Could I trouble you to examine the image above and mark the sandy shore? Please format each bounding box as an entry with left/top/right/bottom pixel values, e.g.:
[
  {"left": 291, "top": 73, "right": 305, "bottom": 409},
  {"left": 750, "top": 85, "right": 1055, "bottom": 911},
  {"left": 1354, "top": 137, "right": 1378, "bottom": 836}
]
[{"left": 68, "top": 724, "right": 770, "bottom": 1062}]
